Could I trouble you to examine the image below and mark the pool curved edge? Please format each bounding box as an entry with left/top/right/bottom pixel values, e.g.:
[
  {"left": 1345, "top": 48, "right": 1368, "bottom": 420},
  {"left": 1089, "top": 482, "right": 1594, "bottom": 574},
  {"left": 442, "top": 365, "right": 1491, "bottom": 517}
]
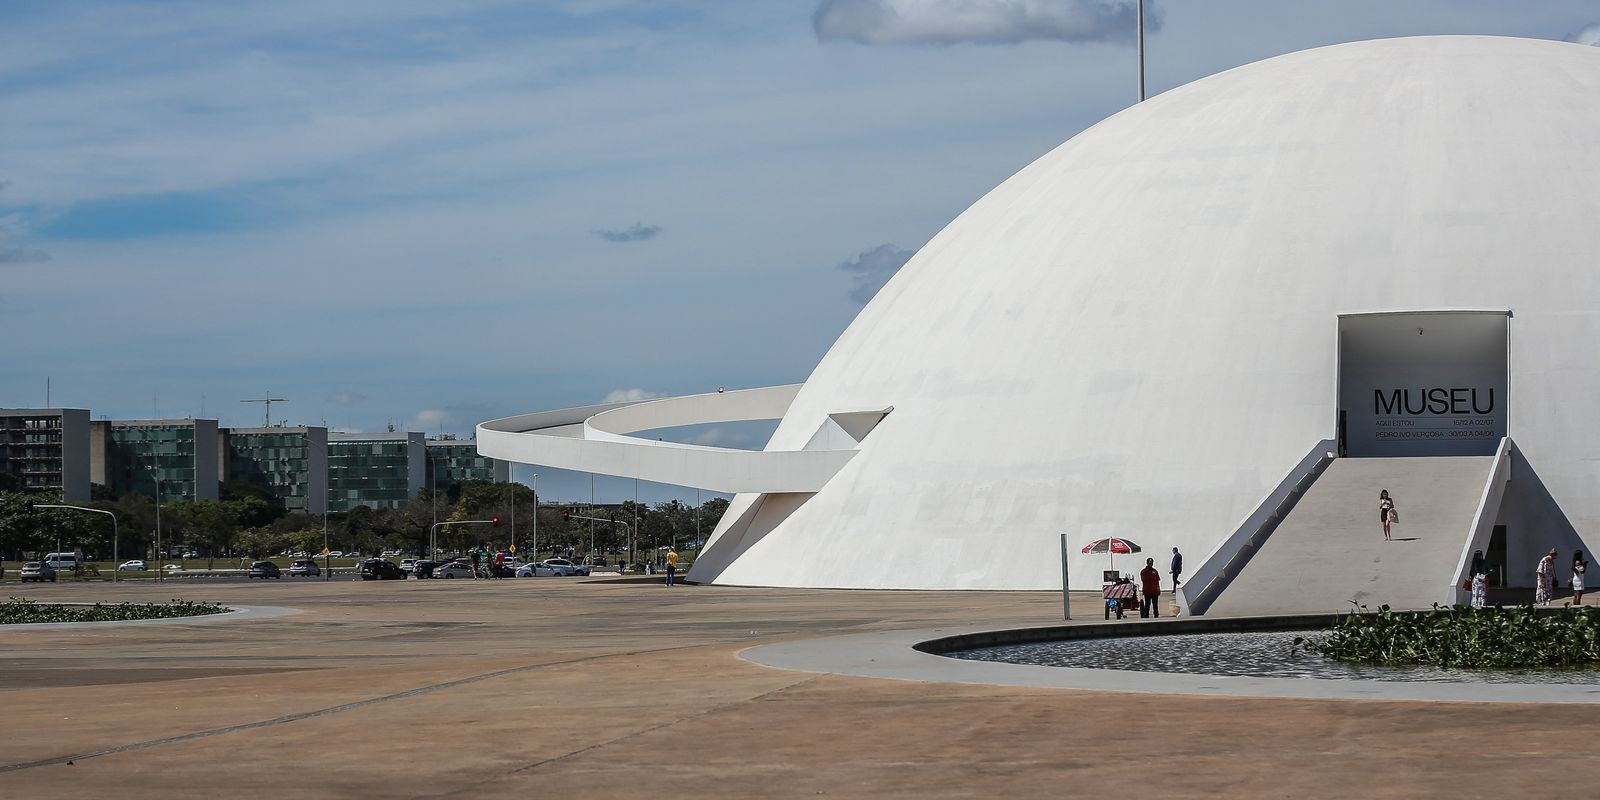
[{"left": 739, "top": 617, "right": 1600, "bottom": 705}]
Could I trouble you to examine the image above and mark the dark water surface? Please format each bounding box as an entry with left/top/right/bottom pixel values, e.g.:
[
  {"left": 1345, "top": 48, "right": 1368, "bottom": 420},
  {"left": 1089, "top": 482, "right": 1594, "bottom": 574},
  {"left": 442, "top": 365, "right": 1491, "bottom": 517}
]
[{"left": 950, "top": 630, "right": 1600, "bottom": 685}]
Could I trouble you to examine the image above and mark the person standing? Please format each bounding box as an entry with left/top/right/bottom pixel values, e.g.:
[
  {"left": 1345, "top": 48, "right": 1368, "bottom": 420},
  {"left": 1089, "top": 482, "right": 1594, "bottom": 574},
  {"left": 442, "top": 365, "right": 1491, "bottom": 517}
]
[
  {"left": 1169, "top": 547, "right": 1183, "bottom": 590},
  {"left": 1536, "top": 548, "right": 1558, "bottom": 606},
  {"left": 1378, "top": 490, "right": 1396, "bottom": 541},
  {"left": 470, "top": 548, "right": 481, "bottom": 579},
  {"left": 1468, "top": 550, "right": 1495, "bottom": 609},
  {"left": 1139, "top": 557, "right": 1161, "bottom": 618},
  {"left": 494, "top": 550, "right": 506, "bottom": 579},
  {"left": 665, "top": 547, "right": 678, "bottom": 587},
  {"left": 1572, "top": 550, "right": 1588, "bottom": 606}
]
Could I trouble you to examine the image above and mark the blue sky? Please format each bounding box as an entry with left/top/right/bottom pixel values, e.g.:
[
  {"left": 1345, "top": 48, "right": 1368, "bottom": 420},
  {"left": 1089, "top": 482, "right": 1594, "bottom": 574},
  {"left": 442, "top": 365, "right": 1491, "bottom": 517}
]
[{"left": 4, "top": 0, "right": 1598, "bottom": 503}]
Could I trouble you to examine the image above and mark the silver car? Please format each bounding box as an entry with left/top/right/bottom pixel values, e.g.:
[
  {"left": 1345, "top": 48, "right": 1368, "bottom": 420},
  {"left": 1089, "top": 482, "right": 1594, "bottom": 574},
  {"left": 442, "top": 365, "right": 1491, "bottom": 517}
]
[
  {"left": 435, "top": 562, "right": 476, "bottom": 579},
  {"left": 537, "top": 558, "right": 589, "bottom": 577}
]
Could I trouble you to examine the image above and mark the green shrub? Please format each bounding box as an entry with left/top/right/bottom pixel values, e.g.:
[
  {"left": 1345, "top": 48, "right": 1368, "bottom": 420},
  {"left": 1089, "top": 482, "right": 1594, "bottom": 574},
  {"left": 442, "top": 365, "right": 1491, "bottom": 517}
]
[
  {"left": 0, "top": 597, "right": 229, "bottom": 624},
  {"left": 1295, "top": 604, "right": 1600, "bottom": 669}
]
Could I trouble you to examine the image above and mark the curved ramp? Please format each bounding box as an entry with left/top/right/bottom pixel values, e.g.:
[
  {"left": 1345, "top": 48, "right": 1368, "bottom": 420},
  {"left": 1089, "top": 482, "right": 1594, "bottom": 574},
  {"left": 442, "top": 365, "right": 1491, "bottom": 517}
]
[
  {"left": 1203, "top": 456, "right": 1496, "bottom": 616},
  {"left": 475, "top": 385, "right": 863, "bottom": 494}
]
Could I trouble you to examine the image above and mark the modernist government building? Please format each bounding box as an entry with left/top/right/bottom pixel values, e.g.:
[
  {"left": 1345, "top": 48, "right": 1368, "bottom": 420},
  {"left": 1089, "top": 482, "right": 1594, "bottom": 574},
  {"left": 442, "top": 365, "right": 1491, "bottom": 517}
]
[{"left": 481, "top": 36, "right": 1599, "bottom": 614}]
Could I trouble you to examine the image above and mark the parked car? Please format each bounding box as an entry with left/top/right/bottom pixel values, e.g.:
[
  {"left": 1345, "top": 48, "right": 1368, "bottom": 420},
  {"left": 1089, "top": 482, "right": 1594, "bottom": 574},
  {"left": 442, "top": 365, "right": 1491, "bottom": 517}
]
[
  {"left": 248, "top": 561, "right": 281, "bottom": 579},
  {"left": 435, "top": 562, "right": 475, "bottom": 579},
  {"left": 117, "top": 560, "right": 147, "bottom": 572},
  {"left": 539, "top": 558, "right": 589, "bottom": 577},
  {"left": 399, "top": 558, "right": 418, "bottom": 574},
  {"left": 515, "top": 562, "right": 558, "bottom": 577},
  {"left": 288, "top": 559, "right": 321, "bottom": 577},
  {"left": 412, "top": 559, "right": 443, "bottom": 579},
  {"left": 20, "top": 561, "right": 57, "bottom": 583},
  {"left": 358, "top": 559, "right": 406, "bottom": 580}
]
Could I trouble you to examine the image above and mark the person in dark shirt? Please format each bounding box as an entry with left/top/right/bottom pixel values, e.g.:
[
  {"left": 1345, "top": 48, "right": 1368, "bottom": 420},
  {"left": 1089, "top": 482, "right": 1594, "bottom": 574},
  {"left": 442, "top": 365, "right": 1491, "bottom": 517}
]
[
  {"left": 1140, "top": 558, "right": 1162, "bottom": 618},
  {"left": 1170, "top": 547, "right": 1183, "bottom": 590}
]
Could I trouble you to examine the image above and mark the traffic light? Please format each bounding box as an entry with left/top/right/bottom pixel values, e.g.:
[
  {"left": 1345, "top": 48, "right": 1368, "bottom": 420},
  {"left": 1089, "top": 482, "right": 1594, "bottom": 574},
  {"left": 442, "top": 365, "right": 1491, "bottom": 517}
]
[
  {"left": 491, "top": 517, "right": 500, "bottom": 527},
  {"left": 562, "top": 509, "right": 569, "bottom": 522}
]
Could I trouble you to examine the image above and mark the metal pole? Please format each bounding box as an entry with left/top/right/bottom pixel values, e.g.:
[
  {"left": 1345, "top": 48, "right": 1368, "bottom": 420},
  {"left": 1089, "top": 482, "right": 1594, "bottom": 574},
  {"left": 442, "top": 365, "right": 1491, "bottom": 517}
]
[
  {"left": 1060, "top": 533, "right": 1072, "bottom": 620},
  {"left": 508, "top": 472, "right": 515, "bottom": 555},
  {"left": 632, "top": 478, "right": 638, "bottom": 571},
  {"left": 155, "top": 478, "right": 163, "bottom": 583},
  {"left": 1136, "top": 0, "right": 1146, "bottom": 103},
  {"left": 323, "top": 506, "right": 329, "bottom": 581},
  {"left": 589, "top": 473, "right": 595, "bottom": 564},
  {"left": 529, "top": 473, "right": 538, "bottom": 563}
]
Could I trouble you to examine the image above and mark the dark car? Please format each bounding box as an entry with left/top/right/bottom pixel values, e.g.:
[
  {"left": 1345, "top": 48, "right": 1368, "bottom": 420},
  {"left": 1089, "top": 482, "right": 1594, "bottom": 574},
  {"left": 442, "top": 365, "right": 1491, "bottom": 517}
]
[
  {"left": 248, "top": 560, "right": 282, "bottom": 579},
  {"left": 413, "top": 559, "right": 444, "bottom": 579},
  {"left": 358, "top": 559, "right": 406, "bottom": 581},
  {"left": 20, "top": 561, "right": 57, "bottom": 583}
]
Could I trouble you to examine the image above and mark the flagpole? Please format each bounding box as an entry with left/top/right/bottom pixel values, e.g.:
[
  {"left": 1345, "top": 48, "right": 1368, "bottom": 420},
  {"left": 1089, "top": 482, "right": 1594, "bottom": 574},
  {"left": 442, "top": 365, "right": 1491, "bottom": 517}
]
[{"left": 1137, "top": 0, "right": 1146, "bottom": 102}]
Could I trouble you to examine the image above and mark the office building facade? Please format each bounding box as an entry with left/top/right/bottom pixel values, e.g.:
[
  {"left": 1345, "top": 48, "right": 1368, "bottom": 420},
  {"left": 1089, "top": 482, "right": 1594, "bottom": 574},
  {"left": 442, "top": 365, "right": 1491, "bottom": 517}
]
[
  {"left": 90, "top": 419, "right": 220, "bottom": 504},
  {"left": 221, "top": 426, "right": 328, "bottom": 514},
  {"left": 426, "top": 437, "right": 509, "bottom": 494},
  {"left": 328, "top": 431, "right": 425, "bottom": 512},
  {"left": 0, "top": 408, "right": 91, "bottom": 502}
]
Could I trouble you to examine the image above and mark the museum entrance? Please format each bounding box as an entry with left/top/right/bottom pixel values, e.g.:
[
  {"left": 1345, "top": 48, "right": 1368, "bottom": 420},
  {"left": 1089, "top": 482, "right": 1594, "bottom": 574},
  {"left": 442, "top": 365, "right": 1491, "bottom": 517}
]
[{"left": 1336, "top": 311, "right": 1508, "bottom": 457}]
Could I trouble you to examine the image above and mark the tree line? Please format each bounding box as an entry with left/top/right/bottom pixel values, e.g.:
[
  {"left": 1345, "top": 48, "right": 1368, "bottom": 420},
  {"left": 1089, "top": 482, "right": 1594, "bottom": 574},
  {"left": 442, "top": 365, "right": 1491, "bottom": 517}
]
[{"left": 0, "top": 474, "right": 728, "bottom": 566}]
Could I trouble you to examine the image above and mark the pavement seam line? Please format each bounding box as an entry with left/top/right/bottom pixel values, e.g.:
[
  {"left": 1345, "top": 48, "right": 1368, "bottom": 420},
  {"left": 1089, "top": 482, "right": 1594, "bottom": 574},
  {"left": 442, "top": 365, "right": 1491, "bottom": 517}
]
[
  {"left": 0, "top": 647, "right": 694, "bottom": 774},
  {"left": 507, "top": 674, "right": 823, "bottom": 775}
]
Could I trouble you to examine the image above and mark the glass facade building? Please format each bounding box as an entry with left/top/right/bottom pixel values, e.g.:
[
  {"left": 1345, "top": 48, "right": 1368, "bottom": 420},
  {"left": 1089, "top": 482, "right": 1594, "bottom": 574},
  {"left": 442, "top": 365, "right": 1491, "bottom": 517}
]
[
  {"left": 327, "top": 432, "right": 424, "bottom": 512},
  {"left": 222, "top": 427, "right": 328, "bottom": 514},
  {"left": 91, "top": 419, "right": 219, "bottom": 503},
  {"left": 0, "top": 409, "right": 90, "bottom": 501},
  {"left": 426, "top": 438, "right": 509, "bottom": 493}
]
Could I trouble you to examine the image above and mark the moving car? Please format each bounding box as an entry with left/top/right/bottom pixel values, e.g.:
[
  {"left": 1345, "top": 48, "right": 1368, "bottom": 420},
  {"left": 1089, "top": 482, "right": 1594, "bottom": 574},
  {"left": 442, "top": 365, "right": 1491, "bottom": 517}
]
[
  {"left": 538, "top": 558, "right": 589, "bottom": 577},
  {"left": 20, "top": 561, "right": 57, "bottom": 583},
  {"left": 288, "top": 559, "right": 321, "bottom": 577},
  {"left": 117, "top": 560, "right": 147, "bottom": 571},
  {"left": 515, "top": 562, "right": 558, "bottom": 577},
  {"left": 248, "top": 561, "right": 281, "bottom": 579},
  {"left": 435, "top": 562, "right": 475, "bottom": 579},
  {"left": 44, "top": 552, "right": 82, "bottom": 571},
  {"left": 358, "top": 559, "right": 406, "bottom": 581}
]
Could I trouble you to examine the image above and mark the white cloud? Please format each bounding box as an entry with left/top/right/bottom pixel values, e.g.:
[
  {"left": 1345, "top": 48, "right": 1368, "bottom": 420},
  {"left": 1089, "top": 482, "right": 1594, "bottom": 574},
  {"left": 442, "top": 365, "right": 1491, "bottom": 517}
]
[
  {"left": 837, "top": 243, "right": 915, "bottom": 304},
  {"left": 601, "top": 388, "right": 661, "bottom": 404},
  {"left": 1572, "top": 25, "right": 1600, "bottom": 46},
  {"left": 326, "top": 390, "right": 367, "bottom": 405},
  {"left": 814, "top": 0, "right": 1154, "bottom": 46},
  {"left": 411, "top": 408, "right": 449, "bottom": 431}
]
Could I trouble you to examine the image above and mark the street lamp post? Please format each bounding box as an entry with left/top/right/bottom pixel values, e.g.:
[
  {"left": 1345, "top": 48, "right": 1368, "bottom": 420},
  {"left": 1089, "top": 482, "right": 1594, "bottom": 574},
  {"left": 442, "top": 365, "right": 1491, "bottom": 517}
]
[
  {"left": 528, "top": 473, "right": 539, "bottom": 562},
  {"left": 154, "top": 476, "right": 164, "bottom": 583},
  {"left": 33, "top": 504, "right": 117, "bottom": 582}
]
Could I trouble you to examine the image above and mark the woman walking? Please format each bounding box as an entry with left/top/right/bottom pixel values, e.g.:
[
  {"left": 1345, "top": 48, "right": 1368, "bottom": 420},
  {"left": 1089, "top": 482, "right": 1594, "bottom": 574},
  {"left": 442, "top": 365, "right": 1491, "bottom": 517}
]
[
  {"left": 1378, "top": 490, "right": 1396, "bottom": 541},
  {"left": 1469, "top": 550, "right": 1493, "bottom": 608},
  {"left": 1535, "top": 548, "right": 1558, "bottom": 606},
  {"left": 1573, "top": 550, "right": 1588, "bottom": 606}
]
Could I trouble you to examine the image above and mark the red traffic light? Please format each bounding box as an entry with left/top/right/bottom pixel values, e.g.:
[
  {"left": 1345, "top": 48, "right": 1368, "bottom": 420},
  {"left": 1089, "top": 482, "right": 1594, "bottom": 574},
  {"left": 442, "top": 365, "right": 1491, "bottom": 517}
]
[
  {"left": 491, "top": 517, "right": 500, "bottom": 526},
  {"left": 562, "top": 510, "right": 569, "bottom": 522}
]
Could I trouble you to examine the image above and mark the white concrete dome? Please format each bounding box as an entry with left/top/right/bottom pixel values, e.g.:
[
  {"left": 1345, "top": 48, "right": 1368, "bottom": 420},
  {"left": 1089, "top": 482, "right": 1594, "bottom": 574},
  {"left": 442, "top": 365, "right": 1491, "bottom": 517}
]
[{"left": 687, "top": 35, "right": 1600, "bottom": 590}]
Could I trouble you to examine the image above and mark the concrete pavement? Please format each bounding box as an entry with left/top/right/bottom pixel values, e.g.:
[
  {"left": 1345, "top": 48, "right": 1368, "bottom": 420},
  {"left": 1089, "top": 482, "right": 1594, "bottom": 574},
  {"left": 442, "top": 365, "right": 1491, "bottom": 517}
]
[{"left": 1, "top": 577, "right": 1595, "bottom": 798}]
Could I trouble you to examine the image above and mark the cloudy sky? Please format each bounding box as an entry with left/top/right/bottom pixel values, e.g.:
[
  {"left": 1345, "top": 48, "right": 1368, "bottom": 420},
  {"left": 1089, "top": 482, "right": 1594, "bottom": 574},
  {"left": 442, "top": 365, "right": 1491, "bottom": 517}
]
[{"left": 4, "top": 0, "right": 1598, "bottom": 503}]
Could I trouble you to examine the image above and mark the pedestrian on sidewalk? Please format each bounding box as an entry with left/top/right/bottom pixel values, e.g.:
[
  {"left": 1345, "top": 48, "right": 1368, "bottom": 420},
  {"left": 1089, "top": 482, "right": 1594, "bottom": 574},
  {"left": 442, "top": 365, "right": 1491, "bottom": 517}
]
[
  {"left": 1379, "top": 489, "right": 1396, "bottom": 541},
  {"left": 665, "top": 547, "right": 678, "bottom": 587},
  {"left": 1572, "top": 550, "right": 1588, "bottom": 606},
  {"left": 1170, "top": 547, "right": 1183, "bottom": 590},
  {"left": 1536, "top": 548, "right": 1558, "bottom": 606},
  {"left": 471, "top": 548, "right": 482, "bottom": 579},
  {"left": 1139, "top": 557, "right": 1161, "bottom": 618}
]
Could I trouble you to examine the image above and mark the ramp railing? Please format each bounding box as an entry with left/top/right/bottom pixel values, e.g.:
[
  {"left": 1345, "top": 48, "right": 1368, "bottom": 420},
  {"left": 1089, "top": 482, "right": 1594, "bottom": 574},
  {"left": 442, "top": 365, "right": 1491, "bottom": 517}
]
[
  {"left": 1448, "top": 437, "right": 1512, "bottom": 606},
  {"left": 1178, "top": 440, "right": 1336, "bottom": 616}
]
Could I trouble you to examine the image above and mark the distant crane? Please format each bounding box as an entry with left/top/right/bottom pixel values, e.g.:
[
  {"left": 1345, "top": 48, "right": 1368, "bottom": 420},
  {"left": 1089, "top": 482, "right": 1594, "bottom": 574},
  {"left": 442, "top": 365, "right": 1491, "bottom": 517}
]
[{"left": 240, "top": 393, "right": 287, "bottom": 427}]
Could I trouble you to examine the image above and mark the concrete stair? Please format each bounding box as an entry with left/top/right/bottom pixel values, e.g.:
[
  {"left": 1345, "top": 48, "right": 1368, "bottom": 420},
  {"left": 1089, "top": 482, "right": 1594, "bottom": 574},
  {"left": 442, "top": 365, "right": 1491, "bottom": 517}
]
[{"left": 1204, "top": 455, "right": 1493, "bottom": 616}]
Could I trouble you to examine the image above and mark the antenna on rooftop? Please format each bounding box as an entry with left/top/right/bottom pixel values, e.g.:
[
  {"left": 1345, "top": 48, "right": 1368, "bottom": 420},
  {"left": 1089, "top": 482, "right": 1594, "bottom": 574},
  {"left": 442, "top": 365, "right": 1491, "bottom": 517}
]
[{"left": 241, "top": 392, "right": 287, "bottom": 427}]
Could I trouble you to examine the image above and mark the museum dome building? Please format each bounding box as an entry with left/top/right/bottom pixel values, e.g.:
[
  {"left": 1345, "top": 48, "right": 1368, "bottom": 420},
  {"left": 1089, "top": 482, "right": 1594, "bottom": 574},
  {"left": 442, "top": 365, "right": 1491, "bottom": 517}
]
[{"left": 482, "top": 36, "right": 1599, "bottom": 611}]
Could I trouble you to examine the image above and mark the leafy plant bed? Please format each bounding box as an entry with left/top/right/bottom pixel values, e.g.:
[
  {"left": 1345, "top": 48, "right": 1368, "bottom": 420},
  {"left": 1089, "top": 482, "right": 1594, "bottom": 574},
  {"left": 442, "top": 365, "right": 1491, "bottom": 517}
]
[
  {"left": 1296, "top": 605, "right": 1600, "bottom": 670},
  {"left": 0, "top": 597, "right": 230, "bottom": 624}
]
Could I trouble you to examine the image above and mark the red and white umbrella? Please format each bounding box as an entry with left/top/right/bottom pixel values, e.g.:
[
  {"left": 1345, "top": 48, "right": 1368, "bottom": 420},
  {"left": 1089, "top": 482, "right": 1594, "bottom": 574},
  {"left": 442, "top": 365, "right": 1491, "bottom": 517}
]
[{"left": 1081, "top": 537, "right": 1142, "bottom": 573}]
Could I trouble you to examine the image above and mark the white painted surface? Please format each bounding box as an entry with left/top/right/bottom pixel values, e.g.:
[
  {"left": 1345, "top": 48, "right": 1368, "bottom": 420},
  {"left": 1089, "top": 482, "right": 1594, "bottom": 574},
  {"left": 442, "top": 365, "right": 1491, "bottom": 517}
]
[
  {"left": 691, "top": 36, "right": 1600, "bottom": 589},
  {"left": 476, "top": 385, "right": 857, "bottom": 494}
]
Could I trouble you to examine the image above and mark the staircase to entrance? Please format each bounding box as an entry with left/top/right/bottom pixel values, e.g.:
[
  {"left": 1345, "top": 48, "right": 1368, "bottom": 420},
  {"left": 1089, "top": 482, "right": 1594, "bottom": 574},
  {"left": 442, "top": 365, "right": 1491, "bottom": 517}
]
[{"left": 1199, "top": 454, "right": 1499, "bottom": 617}]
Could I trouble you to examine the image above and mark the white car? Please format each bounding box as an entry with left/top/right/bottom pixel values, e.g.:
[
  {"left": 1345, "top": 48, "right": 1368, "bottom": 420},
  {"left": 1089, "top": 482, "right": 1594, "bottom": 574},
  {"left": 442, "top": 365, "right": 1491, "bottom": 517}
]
[
  {"left": 435, "top": 562, "right": 476, "bottom": 579},
  {"left": 536, "top": 558, "right": 589, "bottom": 577},
  {"left": 399, "top": 558, "right": 417, "bottom": 573},
  {"left": 117, "top": 560, "right": 147, "bottom": 571},
  {"left": 515, "top": 562, "right": 558, "bottom": 577}
]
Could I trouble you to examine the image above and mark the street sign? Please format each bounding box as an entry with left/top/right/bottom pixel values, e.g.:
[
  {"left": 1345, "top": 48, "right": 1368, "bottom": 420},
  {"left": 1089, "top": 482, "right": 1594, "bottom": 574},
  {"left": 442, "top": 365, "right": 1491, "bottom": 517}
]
[
  {"left": 509, "top": 543, "right": 516, "bottom": 554},
  {"left": 321, "top": 546, "right": 330, "bottom": 556}
]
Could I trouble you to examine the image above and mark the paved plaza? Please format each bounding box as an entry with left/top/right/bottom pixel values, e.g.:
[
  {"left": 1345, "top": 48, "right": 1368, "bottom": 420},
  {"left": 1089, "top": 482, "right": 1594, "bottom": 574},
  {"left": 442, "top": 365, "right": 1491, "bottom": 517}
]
[{"left": 2, "top": 577, "right": 1596, "bottom": 798}]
